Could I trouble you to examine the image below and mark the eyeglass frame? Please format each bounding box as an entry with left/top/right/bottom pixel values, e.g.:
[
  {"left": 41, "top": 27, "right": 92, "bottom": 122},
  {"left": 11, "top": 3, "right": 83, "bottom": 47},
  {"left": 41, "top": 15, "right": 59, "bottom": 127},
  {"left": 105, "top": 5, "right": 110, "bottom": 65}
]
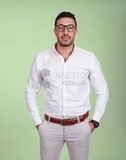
[{"left": 55, "top": 24, "right": 77, "bottom": 32}]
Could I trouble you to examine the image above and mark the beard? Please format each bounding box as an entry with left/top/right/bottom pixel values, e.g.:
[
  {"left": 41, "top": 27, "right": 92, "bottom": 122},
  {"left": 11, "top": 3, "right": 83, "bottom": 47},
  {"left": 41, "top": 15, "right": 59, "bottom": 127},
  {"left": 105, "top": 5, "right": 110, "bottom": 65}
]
[{"left": 57, "top": 36, "right": 75, "bottom": 47}]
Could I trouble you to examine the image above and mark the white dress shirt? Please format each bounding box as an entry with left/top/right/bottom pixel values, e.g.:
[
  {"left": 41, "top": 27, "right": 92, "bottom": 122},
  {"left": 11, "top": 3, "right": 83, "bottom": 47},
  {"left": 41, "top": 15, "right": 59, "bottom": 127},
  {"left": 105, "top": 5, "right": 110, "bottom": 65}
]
[{"left": 25, "top": 46, "right": 109, "bottom": 126}]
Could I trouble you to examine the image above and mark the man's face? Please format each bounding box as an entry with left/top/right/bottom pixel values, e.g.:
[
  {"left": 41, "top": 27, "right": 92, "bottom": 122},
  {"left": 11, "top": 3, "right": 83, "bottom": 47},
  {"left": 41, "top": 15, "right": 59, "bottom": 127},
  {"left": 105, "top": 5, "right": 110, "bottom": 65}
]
[{"left": 54, "top": 17, "right": 77, "bottom": 47}]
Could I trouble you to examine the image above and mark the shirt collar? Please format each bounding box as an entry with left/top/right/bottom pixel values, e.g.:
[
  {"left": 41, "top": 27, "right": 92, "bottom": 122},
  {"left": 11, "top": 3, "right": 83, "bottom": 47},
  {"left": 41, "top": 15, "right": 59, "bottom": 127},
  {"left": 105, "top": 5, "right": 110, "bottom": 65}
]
[{"left": 53, "top": 43, "right": 76, "bottom": 62}]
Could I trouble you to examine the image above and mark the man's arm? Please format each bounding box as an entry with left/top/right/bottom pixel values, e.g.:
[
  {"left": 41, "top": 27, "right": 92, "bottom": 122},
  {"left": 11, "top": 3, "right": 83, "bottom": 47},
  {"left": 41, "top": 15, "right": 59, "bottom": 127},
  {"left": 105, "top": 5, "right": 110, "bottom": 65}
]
[
  {"left": 25, "top": 55, "right": 43, "bottom": 127},
  {"left": 89, "top": 53, "right": 109, "bottom": 123}
]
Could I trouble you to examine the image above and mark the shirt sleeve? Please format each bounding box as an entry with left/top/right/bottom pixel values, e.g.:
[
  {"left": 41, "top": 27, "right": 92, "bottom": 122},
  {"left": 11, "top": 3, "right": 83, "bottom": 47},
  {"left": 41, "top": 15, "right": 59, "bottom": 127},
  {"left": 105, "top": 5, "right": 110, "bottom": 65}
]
[
  {"left": 25, "top": 54, "right": 43, "bottom": 126},
  {"left": 89, "top": 53, "right": 109, "bottom": 122}
]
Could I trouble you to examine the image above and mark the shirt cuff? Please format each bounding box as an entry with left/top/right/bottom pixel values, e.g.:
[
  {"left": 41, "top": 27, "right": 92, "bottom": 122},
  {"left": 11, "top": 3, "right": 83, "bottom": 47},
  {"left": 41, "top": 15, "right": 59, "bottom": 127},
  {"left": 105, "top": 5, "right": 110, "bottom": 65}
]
[
  {"left": 32, "top": 116, "right": 42, "bottom": 126},
  {"left": 92, "top": 112, "right": 102, "bottom": 122}
]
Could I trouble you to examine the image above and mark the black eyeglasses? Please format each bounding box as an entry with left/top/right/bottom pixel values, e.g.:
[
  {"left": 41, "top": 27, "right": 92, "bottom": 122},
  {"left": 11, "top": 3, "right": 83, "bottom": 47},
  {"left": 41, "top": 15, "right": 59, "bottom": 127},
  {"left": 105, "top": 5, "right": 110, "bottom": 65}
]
[{"left": 55, "top": 24, "right": 76, "bottom": 32}]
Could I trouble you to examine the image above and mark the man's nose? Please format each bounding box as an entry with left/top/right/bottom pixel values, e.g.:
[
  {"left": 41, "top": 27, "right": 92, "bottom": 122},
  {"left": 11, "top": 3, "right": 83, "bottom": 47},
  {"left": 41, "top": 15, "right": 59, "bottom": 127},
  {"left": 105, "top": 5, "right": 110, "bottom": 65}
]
[{"left": 64, "top": 26, "right": 68, "bottom": 34}]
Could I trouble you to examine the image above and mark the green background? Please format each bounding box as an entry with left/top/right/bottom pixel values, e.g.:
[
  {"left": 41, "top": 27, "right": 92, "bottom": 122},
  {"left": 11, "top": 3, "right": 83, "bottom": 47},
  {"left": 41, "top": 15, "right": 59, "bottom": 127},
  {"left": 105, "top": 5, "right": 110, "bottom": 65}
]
[{"left": 0, "top": 0, "right": 125, "bottom": 160}]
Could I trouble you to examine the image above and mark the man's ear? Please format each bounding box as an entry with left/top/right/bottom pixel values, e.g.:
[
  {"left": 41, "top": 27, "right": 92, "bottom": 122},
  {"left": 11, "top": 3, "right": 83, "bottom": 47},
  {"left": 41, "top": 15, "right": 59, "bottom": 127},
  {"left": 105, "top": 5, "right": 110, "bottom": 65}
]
[
  {"left": 53, "top": 28, "right": 56, "bottom": 36},
  {"left": 75, "top": 29, "right": 78, "bottom": 35}
]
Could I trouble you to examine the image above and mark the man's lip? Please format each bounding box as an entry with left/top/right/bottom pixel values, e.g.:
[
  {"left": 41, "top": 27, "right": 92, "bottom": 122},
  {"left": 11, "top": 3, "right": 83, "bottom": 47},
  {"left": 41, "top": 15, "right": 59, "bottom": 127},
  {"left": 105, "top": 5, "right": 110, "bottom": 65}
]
[{"left": 62, "top": 36, "right": 70, "bottom": 40}]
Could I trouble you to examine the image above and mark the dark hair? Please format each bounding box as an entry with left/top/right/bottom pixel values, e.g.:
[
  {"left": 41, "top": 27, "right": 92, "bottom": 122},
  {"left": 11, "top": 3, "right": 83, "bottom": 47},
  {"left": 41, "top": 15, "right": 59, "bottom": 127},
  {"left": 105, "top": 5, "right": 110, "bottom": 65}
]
[{"left": 54, "top": 11, "right": 77, "bottom": 28}]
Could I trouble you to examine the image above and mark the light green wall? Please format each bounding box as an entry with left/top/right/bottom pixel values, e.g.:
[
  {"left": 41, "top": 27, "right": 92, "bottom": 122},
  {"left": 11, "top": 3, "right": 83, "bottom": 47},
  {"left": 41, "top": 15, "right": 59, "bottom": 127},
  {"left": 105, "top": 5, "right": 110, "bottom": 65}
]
[{"left": 0, "top": 0, "right": 125, "bottom": 160}]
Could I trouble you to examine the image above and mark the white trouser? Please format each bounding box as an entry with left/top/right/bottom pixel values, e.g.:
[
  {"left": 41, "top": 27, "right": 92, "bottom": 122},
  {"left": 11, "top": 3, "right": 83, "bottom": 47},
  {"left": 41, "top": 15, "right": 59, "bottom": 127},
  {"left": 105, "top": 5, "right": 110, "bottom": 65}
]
[{"left": 38, "top": 117, "right": 91, "bottom": 160}]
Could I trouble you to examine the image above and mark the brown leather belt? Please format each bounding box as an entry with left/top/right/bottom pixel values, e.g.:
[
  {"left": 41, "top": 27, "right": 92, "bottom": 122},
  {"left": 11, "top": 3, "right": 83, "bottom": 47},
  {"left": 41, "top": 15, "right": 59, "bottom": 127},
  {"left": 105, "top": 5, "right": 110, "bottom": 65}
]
[{"left": 44, "top": 111, "right": 89, "bottom": 126}]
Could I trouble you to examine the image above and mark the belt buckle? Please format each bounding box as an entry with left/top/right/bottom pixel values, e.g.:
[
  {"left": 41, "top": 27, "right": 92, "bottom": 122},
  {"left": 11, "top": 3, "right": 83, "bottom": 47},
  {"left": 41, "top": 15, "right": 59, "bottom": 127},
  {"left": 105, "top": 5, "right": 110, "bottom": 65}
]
[{"left": 60, "top": 120, "right": 63, "bottom": 125}]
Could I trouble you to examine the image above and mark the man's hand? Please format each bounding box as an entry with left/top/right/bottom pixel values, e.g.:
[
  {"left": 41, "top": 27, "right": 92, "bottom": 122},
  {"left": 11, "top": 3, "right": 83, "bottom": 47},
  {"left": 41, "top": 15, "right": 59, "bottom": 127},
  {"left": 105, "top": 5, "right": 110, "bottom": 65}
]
[
  {"left": 88, "top": 121, "right": 95, "bottom": 132},
  {"left": 36, "top": 124, "right": 41, "bottom": 130}
]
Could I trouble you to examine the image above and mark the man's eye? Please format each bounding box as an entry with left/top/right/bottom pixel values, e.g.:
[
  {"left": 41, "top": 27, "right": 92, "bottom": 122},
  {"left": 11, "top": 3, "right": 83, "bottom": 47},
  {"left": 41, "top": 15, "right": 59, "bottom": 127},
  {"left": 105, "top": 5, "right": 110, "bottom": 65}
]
[
  {"left": 68, "top": 26, "right": 74, "bottom": 30},
  {"left": 58, "top": 26, "right": 64, "bottom": 29},
  {"left": 68, "top": 26, "right": 73, "bottom": 29}
]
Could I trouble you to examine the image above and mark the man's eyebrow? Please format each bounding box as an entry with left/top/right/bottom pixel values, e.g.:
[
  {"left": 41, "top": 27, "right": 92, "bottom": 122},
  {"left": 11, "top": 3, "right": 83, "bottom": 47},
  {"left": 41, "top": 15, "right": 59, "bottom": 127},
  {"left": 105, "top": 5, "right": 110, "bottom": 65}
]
[{"left": 57, "top": 24, "right": 75, "bottom": 26}]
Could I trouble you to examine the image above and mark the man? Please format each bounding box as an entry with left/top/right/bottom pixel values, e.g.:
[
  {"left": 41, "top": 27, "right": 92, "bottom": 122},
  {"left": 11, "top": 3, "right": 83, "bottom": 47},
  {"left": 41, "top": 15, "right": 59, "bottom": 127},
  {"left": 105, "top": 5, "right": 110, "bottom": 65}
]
[{"left": 25, "top": 11, "right": 109, "bottom": 160}]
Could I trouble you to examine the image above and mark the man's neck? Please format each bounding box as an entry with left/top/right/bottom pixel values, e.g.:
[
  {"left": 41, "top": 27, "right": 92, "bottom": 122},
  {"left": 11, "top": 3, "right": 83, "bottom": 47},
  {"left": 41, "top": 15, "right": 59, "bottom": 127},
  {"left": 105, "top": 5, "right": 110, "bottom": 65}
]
[{"left": 55, "top": 43, "right": 74, "bottom": 61}]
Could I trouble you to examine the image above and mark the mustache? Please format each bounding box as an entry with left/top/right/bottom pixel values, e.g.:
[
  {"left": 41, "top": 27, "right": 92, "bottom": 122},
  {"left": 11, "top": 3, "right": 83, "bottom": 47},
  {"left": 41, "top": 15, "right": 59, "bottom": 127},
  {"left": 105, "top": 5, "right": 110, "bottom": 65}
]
[{"left": 61, "top": 35, "right": 71, "bottom": 38}]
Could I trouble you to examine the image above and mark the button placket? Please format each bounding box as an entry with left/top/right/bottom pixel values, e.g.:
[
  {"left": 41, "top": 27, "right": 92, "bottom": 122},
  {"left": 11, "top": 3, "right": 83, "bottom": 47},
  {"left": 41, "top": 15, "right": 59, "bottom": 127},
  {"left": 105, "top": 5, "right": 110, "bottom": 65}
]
[{"left": 62, "top": 63, "right": 67, "bottom": 118}]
